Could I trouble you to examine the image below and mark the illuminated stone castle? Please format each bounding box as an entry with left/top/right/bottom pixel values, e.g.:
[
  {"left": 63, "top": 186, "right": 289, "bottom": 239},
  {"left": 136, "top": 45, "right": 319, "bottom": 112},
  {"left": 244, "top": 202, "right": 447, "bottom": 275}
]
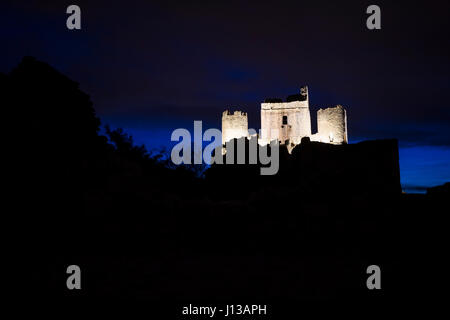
[{"left": 222, "top": 86, "right": 348, "bottom": 152}]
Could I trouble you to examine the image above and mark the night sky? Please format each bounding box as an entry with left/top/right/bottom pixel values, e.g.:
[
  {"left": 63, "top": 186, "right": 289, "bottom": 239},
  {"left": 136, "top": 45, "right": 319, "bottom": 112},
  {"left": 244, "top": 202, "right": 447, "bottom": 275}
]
[{"left": 1, "top": 0, "right": 449, "bottom": 192}]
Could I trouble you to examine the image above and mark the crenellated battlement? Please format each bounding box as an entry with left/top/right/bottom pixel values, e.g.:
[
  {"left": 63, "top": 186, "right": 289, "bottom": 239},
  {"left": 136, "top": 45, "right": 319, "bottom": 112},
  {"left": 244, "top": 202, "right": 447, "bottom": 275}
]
[{"left": 223, "top": 110, "right": 247, "bottom": 117}]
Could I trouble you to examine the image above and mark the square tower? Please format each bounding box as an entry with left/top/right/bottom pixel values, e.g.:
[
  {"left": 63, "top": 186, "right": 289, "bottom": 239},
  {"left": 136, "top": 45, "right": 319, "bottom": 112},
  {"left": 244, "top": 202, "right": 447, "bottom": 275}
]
[{"left": 260, "top": 86, "right": 312, "bottom": 146}]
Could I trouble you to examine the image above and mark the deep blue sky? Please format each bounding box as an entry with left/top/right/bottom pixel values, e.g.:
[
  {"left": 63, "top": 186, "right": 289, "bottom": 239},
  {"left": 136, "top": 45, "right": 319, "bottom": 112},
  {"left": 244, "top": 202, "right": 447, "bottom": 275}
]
[{"left": 1, "top": 0, "right": 449, "bottom": 192}]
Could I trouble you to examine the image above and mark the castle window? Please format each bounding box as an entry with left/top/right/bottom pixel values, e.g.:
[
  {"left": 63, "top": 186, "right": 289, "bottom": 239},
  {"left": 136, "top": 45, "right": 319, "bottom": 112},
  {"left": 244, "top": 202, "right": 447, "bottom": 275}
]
[{"left": 282, "top": 115, "right": 288, "bottom": 125}]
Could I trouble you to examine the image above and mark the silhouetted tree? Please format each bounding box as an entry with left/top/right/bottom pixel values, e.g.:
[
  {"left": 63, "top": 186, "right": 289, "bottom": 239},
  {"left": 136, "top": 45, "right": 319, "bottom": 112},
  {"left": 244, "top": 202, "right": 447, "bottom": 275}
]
[{"left": 105, "top": 125, "right": 150, "bottom": 163}]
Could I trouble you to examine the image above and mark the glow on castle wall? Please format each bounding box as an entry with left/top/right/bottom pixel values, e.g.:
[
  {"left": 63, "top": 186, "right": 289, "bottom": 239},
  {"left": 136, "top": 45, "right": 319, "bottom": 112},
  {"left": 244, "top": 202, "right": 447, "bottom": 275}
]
[
  {"left": 314, "top": 105, "right": 348, "bottom": 144},
  {"left": 222, "top": 110, "right": 248, "bottom": 144},
  {"left": 221, "top": 86, "right": 348, "bottom": 151},
  {"left": 260, "top": 100, "right": 312, "bottom": 146}
]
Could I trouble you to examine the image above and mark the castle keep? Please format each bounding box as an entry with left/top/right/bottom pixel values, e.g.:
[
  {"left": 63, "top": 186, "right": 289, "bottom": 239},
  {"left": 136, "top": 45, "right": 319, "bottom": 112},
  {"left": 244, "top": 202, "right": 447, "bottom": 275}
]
[{"left": 222, "top": 86, "right": 348, "bottom": 151}]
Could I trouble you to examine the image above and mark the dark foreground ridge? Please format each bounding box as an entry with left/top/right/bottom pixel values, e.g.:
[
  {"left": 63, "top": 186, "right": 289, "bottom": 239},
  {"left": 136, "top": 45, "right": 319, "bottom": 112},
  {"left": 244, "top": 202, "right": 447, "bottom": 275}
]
[
  {"left": 4, "top": 57, "right": 447, "bottom": 307},
  {"left": 207, "top": 136, "right": 401, "bottom": 198}
]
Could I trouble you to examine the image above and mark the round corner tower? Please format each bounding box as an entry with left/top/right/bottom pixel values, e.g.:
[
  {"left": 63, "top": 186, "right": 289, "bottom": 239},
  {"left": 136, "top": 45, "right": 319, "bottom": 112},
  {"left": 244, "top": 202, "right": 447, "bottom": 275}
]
[
  {"left": 316, "top": 105, "right": 348, "bottom": 144},
  {"left": 222, "top": 110, "right": 248, "bottom": 144}
]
